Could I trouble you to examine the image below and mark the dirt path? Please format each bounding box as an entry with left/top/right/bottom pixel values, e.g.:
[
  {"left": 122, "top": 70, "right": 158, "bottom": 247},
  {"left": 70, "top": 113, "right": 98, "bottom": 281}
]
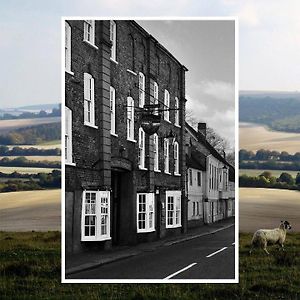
[
  {"left": 240, "top": 188, "right": 300, "bottom": 232},
  {"left": 0, "top": 189, "right": 61, "bottom": 231}
]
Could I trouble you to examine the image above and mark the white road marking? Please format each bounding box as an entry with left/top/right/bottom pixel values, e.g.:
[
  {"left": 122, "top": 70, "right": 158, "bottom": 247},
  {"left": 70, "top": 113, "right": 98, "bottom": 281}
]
[
  {"left": 232, "top": 242, "right": 235, "bottom": 245},
  {"left": 163, "top": 263, "right": 197, "bottom": 280},
  {"left": 206, "top": 247, "right": 228, "bottom": 258}
]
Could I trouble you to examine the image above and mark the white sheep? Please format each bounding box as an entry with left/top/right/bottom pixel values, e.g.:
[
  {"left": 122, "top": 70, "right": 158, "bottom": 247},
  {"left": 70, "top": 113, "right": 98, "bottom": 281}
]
[{"left": 249, "top": 221, "right": 292, "bottom": 255}]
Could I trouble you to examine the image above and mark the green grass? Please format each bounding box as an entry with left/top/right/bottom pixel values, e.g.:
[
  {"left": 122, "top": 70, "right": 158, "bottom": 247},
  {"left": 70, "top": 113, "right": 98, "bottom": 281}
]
[
  {"left": 240, "top": 169, "right": 299, "bottom": 178},
  {"left": 0, "top": 232, "right": 299, "bottom": 299}
]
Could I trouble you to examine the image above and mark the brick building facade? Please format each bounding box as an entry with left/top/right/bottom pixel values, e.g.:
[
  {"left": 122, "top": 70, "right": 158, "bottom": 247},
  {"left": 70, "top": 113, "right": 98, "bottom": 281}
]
[{"left": 65, "top": 20, "right": 188, "bottom": 254}]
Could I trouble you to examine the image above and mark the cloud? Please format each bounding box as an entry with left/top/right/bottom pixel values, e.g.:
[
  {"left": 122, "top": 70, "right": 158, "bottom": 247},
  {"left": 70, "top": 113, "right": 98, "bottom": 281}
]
[{"left": 186, "top": 80, "right": 235, "bottom": 148}]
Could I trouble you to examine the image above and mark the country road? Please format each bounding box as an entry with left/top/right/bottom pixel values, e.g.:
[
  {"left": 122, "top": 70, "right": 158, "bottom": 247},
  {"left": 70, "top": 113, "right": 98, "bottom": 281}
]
[{"left": 67, "top": 226, "right": 235, "bottom": 280}]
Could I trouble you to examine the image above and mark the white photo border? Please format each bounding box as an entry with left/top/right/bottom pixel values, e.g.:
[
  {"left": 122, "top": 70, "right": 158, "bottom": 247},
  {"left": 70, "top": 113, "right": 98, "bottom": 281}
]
[{"left": 61, "top": 16, "right": 239, "bottom": 284}]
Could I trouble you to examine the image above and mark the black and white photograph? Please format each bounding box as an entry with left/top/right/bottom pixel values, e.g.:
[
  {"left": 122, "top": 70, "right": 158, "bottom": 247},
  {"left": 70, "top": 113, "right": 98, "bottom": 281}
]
[{"left": 63, "top": 18, "right": 237, "bottom": 282}]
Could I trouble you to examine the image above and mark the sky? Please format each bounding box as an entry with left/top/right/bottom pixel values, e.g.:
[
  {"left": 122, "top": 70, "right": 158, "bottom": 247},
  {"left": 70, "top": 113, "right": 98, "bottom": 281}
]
[{"left": 0, "top": 0, "right": 299, "bottom": 148}]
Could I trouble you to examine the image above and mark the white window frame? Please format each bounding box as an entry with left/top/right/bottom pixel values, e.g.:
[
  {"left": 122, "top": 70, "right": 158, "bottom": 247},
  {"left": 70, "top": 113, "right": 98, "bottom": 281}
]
[
  {"left": 153, "top": 82, "right": 159, "bottom": 115},
  {"left": 139, "top": 72, "right": 145, "bottom": 108},
  {"left": 65, "top": 22, "right": 73, "bottom": 74},
  {"left": 164, "top": 90, "right": 170, "bottom": 122},
  {"left": 81, "top": 190, "right": 111, "bottom": 241},
  {"left": 138, "top": 127, "right": 146, "bottom": 169},
  {"left": 110, "top": 20, "right": 117, "bottom": 62},
  {"left": 153, "top": 133, "right": 160, "bottom": 172},
  {"left": 110, "top": 86, "right": 116, "bottom": 135},
  {"left": 175, "top": 97, "right": 180, "bottom": 126},
  {"left": 174, "top": 141, "right": 180, "bottom": 175},
  {"left": 137, "top": 193, "right": 155, "bottom": 233},
  {"left": 127, "top": 96, "right": 135, "bottom": 141},
  {"left": 166, "top": 191, "right": 181, "bottom": 228},
  {"left": 65, "top": 107, "right": 75, "bottom": 165},
  {"left": 83, "top": 20, "right": 96, "bottom": 47},
  {"left": 84, "top": 73, "right": 96, "bottom": 128},
  {"left": 164, "top": 138, "right": 170, "bottom": 174}
]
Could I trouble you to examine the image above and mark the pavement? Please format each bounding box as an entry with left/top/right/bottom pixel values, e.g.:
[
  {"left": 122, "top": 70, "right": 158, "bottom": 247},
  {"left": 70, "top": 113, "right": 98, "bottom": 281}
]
[{"left": 65, "top": 217, "right": 235, "bottom": 277}]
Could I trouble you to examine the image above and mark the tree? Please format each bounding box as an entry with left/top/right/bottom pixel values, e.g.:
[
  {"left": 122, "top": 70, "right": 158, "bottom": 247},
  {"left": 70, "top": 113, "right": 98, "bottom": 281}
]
[
  {"left": 278, "top": 172, "right": 295, "bottom": 185},
  {"left": 259, "top": 171, "right": 272, "bottom": 179},
  {"left": 185, "top": 108, "right": 233, "bottom": 161},
  {"left": 296, "top": 173, "right": 300, "bottom": 185}
]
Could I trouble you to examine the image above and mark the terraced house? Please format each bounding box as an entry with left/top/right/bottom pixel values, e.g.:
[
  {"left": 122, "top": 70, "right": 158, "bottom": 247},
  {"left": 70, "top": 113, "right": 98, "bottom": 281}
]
[
  {"left": 185, "top": 122, "right": 235, "bottom": 227},
  {"left": 64, "top": 20, "right": 188, "bottom": 254}
]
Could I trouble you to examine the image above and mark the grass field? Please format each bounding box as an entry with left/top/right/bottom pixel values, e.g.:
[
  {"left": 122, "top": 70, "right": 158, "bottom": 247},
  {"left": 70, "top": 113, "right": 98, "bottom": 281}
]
[
  {"left": 240, "top": 188, "right": 300, "bottom": 232},
  {"left": 240, "top": 122, "right": 300, "bottom": 154},
  {"left": 0, "top": 117, "right": 61, "bottom": 134},
  {"left": 240, "top": 169, "right": 299, "bottom": 177},
  {"left": 0, "top": 156, "right": 60, "bottom": 162},
  {"left": 0, "top": 166, "right": 59, "bottom": 174},
  {"left": 0, "top": 189, "right": 60, "bottom": 231},
  {"left": 0, "top": 232, "right": 299, "bottom": 299}
]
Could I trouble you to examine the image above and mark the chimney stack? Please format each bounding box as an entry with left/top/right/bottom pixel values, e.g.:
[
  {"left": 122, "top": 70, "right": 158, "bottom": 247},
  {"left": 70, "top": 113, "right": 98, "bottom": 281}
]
[{"left": 198, "top": 122, "right": 206, "bottom": 138}]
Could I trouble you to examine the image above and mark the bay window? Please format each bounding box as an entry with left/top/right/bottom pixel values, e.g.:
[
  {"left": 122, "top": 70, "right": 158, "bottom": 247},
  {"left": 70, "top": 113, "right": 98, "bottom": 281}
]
[
  {"left": 137, "top": 193, "right": 155, "bottom": 233},
  {"left": 166, "top": 191, "right": 181, "bottom": 228},
  {"left": 81, "top": 191, "right": 111, "bottom": 241}
]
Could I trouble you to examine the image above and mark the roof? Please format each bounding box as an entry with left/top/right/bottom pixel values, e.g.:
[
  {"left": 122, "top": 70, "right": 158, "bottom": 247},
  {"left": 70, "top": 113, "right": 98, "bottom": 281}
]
[
  {"left": 132, "top": 21, "right": 188, "bottom": 72},
  {"left": 186, "top": 121, "right": 235, "bottom": 180},
  {"left": 186, "top": 150, "right": 206, "bottom": 171}
]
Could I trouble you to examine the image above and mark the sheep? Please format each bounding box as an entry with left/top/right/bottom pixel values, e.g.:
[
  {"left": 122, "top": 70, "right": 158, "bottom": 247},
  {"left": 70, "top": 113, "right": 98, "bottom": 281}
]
[{"left": 249, "top": 221, "right": 292, "bottom": 255}]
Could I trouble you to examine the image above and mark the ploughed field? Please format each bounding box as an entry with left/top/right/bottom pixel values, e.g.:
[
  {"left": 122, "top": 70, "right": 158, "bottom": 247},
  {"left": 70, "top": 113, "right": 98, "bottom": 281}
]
[
  {"left": 239, "top": 122, "right": 300, "bottom": 154},
  {"left": 240, "top": 188, "right": 300, "bottom": 232},
  {"left": 0, "top": 189, "right": 60, "bottom": 231}
]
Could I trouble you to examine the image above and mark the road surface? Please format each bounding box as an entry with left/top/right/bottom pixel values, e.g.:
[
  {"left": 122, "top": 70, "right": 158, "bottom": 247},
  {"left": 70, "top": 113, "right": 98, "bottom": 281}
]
[{"left": 68, "top": 225, "right": 235, "bottom": 280}]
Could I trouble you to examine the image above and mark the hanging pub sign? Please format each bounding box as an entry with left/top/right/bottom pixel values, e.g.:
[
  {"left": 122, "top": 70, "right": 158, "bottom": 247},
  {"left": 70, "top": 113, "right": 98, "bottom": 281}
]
[{"left": 140, "top": 112, "right": 161, "bottom": 135}]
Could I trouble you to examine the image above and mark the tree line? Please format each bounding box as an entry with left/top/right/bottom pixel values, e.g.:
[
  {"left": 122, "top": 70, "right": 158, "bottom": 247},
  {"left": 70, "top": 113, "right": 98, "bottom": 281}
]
[
  {"left": 0, "top": 145, "right": 61, "bottom": 156},
  {"left": 240, "top": 149, "right": 300, "bottom": 162},
  {"left": 0, "top": 157, "right": 60, "bottom": 169},
  {"left": 239, "top": 96, "right": 300, "bottom": 133},
  {"left": 0, "top": 106, "right": 61, "bottom": 120},
  {"left": 0, "top": 122, "right": 61, "bottom": 145},
  {"left": 239, "top": 171, "right": 300, "bottom": 191},
  {"left": 0, "top": 170, "right": 61, "bottom": 192}
]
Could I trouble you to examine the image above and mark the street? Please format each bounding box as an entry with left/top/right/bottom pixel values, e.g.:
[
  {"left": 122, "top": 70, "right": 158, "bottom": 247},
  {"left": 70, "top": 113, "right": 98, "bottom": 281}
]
[{"left": 68, "top": 225, "right": 235, "bottom": 280}]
